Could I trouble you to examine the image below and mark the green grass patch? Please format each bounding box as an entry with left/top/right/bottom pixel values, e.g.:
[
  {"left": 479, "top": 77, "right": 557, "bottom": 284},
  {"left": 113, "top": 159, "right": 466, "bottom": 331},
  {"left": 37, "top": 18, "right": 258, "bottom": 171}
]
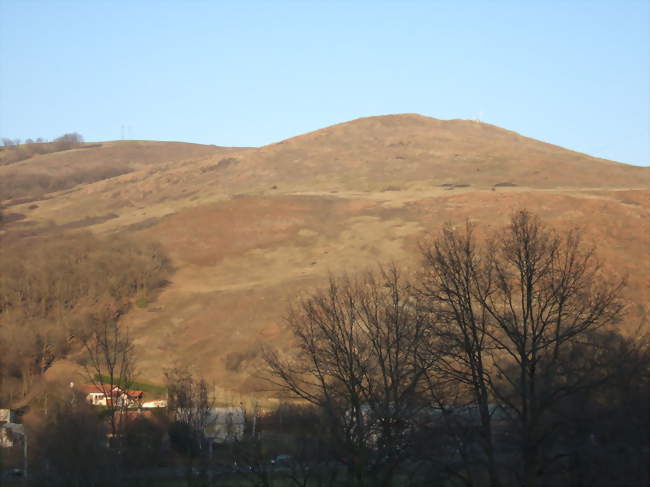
[{"left": 94, "top": 374, "right": 167, "bottom": 397}]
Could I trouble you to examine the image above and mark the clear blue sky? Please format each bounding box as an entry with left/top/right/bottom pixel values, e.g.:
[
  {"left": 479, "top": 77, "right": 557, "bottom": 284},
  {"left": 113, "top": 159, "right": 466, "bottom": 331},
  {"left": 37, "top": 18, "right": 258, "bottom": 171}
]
[{"left": 1, "top": 0, "right": 648, "bottom": 165}]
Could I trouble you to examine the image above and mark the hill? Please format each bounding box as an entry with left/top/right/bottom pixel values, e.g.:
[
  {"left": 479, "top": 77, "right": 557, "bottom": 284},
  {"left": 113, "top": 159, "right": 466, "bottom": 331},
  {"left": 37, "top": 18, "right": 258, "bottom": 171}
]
[
  {"left": 2, "top": 114, "right": 648, "bottom": 399},
  {"left": 0, "top": 140, "right": 246, "bottom": 203},
  {"left": 228, "top": 114, "right": 648, "bottom": 190}
]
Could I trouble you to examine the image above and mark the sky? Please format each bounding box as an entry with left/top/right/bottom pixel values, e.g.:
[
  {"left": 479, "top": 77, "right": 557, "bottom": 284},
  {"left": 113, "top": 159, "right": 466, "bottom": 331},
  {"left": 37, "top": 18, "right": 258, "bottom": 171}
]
[{"left": 1, "top": 0, "right": 648, "bottom": 165}]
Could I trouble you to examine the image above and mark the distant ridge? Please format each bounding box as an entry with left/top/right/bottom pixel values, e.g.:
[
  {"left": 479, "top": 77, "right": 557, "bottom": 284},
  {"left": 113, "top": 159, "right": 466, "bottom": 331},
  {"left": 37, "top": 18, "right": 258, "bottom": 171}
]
[{"left": 221, "top": 113, "right": 649, "bottom": 190}]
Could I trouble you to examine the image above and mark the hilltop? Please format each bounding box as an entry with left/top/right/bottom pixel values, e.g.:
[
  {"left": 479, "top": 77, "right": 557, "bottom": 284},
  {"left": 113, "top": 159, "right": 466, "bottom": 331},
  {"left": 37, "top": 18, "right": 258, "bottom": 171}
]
[
  {"left": 231, "top": 114, "right": 648, "bottom": 190},
  {"left": 2, "top": 114, "right": 648, "bottom": 398}
]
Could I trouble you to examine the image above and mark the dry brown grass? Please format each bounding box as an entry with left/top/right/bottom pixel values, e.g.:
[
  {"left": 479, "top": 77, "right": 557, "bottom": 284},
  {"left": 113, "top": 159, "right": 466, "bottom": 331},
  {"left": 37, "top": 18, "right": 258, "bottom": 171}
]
[{"left": 2, "top": 114, "right": 648, "bottom": 397}]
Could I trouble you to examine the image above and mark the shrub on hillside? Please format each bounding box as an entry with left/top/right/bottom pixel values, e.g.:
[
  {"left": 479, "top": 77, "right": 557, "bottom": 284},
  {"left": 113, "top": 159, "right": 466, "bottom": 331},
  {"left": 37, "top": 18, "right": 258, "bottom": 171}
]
[
  {"left": 0, "top": 164, "right": 131, "bottom": 201},
  {"left": 0, "top": 231, "right": 171, "bottom": 405}
]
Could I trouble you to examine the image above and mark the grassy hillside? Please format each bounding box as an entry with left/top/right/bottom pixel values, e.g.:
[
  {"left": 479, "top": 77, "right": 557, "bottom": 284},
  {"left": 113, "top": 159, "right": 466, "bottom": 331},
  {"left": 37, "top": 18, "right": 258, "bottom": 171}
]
[
  {"left": 229, "top": 114, "right": 649, "bottom": 190},
  {"left": 2, "top": 114, "right": 648, "bottom": 397},
  {"left": 0, "top": 140, "right": 245, "bottom": 203}
]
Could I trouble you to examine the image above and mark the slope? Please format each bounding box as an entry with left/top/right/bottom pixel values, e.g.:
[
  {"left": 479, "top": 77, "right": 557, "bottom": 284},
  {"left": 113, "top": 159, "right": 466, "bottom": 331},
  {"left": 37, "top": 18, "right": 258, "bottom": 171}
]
[
  {"left": 220, "top": 114, "right": 649, "bottom": 191},
  {"left": 1, "top": 115, "right": 648, "bottom": 401}
]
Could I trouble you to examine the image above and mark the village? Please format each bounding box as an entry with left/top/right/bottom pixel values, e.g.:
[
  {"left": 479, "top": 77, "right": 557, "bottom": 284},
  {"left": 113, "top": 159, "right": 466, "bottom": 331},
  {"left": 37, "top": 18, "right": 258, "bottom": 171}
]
[
  {"left": 0, "top": 381, "right": 250, "bottom": 483},
  {"left": 0, "top": 375, "right": 539, "bottom": 486}
]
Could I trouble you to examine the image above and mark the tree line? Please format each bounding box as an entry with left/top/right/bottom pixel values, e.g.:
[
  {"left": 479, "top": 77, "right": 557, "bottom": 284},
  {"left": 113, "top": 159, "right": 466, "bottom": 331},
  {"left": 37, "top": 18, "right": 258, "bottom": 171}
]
[
  {"left": 0, "top": 133, "right": 84, "bottom": 165},
  {"left": 0, "top": 132, "right": 132, "bottom": 202},
  {"left": 0, "top": 231, "right": 171, "bottom": 406}
]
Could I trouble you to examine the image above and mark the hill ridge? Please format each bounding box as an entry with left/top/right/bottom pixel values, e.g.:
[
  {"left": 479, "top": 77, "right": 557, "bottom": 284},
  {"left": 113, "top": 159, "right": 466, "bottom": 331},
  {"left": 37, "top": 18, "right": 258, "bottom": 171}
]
[{"left": 1, "top": 114, "right": 648, "bottom": 394}]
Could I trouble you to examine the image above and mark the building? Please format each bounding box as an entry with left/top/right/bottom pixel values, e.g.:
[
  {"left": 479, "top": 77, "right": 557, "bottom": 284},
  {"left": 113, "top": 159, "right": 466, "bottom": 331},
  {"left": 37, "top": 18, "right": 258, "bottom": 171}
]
[
  {"left": 142, "top": 399, "right": 167, "bottom": 408},
  {"left": 79, "top": 385, "right": 115, "bottom": 406},
  {"left": 0, "top": 409, "right": 17, "bottom": 424},
  {"left": 0, "top": 423, "right": 24, "bottom": 448},
  {"left": 78, "top": 384, "right": 144, "bottom": 408},
  {"left": 120, "top": 389, "right": 144, "bottom": 408},
  {"left": 205, "top": 407, "right": 245, "bottom": 443},
  {"left": 0, "top": 409, "right": 24, "bottom": 449}
]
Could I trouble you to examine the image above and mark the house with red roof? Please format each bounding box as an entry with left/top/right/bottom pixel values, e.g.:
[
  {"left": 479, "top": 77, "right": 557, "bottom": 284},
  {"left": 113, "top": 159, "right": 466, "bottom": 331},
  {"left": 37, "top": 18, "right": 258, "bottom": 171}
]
[{"left": 78, "top": 384, "right": 144, "bottom": 408}]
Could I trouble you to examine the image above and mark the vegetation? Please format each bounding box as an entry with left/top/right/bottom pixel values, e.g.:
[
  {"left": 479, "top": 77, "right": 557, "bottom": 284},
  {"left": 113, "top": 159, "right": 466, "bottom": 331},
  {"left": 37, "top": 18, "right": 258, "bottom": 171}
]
[
  {"left": 264, "top": 266, "right": 433, "bottom": 486},
  {"left": 0, "top": 231, "right": 171, "bottom": 406},
  {"left": 0, "top": 132, "right": 137, "bottom": 202},
  {"left": 0, "top": 133, "right": 84, "bottom": 165},
  {"left": 417, "top": 211, "right": 625, "bottom": 487},
  {"left": 79, "top": 302, "right": 137, "bottom": 438},
  {"left": 165, "top": 367, "right": 215, "bottom": 485},
  {"left": 0, "top": 163, "right": 130, "bottom": 201},
  {"left": 94, "top": 375, "right": 167, "bottom": 397},
  {"left": 0, "top": 210, "right": 647, "bottom": 487},
  {"left": 32, "top": 397, "right": 112, "bottom": 487},
  {"left": 260, "top": 211, "right": 643, "bottom": 487}
]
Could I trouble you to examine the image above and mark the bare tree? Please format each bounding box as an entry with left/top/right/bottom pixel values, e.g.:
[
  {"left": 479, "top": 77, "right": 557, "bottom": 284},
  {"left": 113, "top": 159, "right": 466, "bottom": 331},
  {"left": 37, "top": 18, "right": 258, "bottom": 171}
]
[
  {"left": 165, "top": 367, "right": 213, "bottom": 442},
  {"left": 535, "top": 328, "right": 650, "bottom": 487},
  {"left": 78, "top": 302, "right": 135, "bottom": 440},
  {"left": 0, "top": 232, "right": 170, "bottom": 405},
  {"left": 264, "top": 266, "right": 436, "bottom": 487},
  {"left": 418, "top": 222, "right": 502, "bottom": 487},
  {"left": 419, "top": 210, "right": 625, "bottom": 487},
  {"left": 165, "top": 366, "right": 214, "bottom": 484},
  {"left": 53, "top": 132, "right": 83, "bottom": 151},
  {"left": 31, "top": 396, "right": 111, "bottom": 487}
]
